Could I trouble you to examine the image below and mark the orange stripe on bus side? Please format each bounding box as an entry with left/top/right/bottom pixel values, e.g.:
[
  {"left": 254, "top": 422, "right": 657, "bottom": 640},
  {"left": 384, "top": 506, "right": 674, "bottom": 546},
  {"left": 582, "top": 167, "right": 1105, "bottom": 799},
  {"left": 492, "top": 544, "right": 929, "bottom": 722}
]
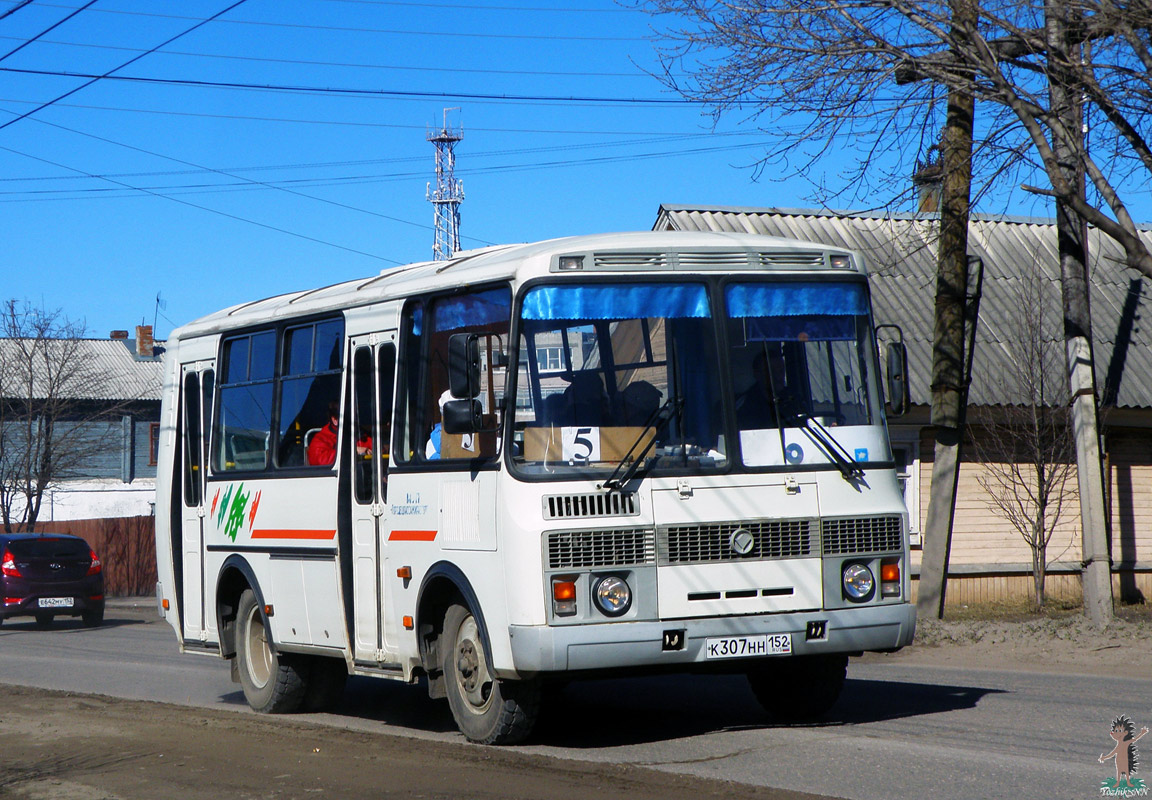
[
  {"left": 250, "top": 529, "right": 337, "bottom": 540},
  {"left": 388, "top": 529, "right": 438, "bottom": 542}
]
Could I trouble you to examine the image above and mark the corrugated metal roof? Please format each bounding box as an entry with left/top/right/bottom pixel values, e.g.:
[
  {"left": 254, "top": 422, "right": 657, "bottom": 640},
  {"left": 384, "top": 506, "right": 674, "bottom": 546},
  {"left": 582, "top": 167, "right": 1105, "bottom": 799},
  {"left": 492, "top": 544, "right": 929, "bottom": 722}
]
[
  {"left": 655, "top": 205, "right": 1152, "bottom": 409},
  {"left": 0, "top": 338, "right": 163, "bottom": 402}
]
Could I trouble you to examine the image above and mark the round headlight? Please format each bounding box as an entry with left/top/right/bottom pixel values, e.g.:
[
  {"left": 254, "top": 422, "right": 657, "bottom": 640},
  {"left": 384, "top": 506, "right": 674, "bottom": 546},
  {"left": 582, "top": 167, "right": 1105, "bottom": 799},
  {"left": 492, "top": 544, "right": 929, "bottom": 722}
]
[
  {"left": 842, "top": 563, "right": 875, "bottom": 602},
  {"left": 593, "top": 576, "right": 632, "bottom": 617}
]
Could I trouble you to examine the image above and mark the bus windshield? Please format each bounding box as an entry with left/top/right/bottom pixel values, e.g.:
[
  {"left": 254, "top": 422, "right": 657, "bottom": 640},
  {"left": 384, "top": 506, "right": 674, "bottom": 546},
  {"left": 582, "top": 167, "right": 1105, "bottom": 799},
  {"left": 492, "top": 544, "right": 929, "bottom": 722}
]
[
  {"left": 510, "top": 282, "right": 726, "bottom": 477},
  {"left": 726, "top": 280, "right": 885, "bottom": 468}
]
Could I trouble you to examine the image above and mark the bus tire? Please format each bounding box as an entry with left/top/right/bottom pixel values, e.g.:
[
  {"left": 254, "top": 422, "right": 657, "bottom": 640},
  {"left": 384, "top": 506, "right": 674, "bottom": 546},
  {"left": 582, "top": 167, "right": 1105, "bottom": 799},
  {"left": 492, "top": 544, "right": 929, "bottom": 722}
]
[
  {"left": 747, "top": 653, "right": 848, "bottom": 721},
  {"left": 442, "top": 603, "right": 539, "bottom": 745},
  {"left": 236, "top": 588, "right": 307, "bottom": 714}
]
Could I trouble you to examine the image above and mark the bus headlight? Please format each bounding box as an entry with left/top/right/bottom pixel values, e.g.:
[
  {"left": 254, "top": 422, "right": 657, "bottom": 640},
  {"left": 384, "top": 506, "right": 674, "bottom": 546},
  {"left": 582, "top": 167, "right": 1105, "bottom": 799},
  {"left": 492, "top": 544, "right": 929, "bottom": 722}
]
[
  {"left": 842, "top": 563, "right": 875, "bottom": 602},
  {"left": 593, "top": 576, "right": 632, "bottom": 617}
]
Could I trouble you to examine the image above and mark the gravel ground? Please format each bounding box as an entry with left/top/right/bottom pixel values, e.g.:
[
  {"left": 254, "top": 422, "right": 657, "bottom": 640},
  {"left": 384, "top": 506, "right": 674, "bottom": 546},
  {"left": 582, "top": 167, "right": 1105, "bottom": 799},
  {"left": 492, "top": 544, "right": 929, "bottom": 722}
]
[{"left": 877, "top": 608, "right": 1152, "bottom": 677}]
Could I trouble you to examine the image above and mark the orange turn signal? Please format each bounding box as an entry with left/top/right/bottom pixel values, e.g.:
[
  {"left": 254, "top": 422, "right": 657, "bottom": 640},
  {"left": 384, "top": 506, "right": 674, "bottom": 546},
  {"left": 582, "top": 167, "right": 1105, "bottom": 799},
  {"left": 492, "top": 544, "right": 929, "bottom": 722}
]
[
  {"left": 881, "top": 563, "right": 900, "bottom": 582},
  {"left": 402, "top": 615, "right": 414, "bottom": 630},
  {"left": 552, "top": 580, "right": 576, "bottom": 602},
  {"left": 396, "top": 566, "right": 412, "bottom": 580}
]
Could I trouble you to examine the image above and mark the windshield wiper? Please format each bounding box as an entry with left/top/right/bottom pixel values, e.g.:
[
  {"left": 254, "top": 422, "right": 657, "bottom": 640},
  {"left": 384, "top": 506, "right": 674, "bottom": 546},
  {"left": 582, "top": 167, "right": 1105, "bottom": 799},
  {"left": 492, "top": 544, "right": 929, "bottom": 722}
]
[
  {"left": 791, "top": 412, "right": 864, "bottom": 481},
  {"left": 600, "top": 396, "right": 684, "bottom": 492}
]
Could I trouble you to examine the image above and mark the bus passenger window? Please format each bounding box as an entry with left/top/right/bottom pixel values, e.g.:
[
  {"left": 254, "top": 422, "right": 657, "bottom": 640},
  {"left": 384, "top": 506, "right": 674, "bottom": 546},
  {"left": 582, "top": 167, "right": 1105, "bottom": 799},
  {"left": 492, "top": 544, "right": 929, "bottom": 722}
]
[
  {"left": 278, "top": 319, "right": 344, "bottom": 468},
  {"left": 214, "top": 331, "right": 275, "bottom": 472}
]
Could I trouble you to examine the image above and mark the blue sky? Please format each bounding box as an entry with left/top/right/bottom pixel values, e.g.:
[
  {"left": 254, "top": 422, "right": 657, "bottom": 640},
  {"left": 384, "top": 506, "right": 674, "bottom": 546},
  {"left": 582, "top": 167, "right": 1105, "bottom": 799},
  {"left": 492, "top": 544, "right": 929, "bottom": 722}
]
[{"left": 0, "top": 0, "right": 1144, "bottom": 340}]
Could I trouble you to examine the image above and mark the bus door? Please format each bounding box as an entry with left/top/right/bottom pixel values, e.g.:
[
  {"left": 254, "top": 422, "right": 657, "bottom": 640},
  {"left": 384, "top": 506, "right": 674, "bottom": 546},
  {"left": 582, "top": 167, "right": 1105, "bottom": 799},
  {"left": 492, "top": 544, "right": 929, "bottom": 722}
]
[
  {"left": 349, "top": 334, "right": 397, "bottom": 663},
  {"left": 179, "top": 362, "right": 214, "bottom": 642}
]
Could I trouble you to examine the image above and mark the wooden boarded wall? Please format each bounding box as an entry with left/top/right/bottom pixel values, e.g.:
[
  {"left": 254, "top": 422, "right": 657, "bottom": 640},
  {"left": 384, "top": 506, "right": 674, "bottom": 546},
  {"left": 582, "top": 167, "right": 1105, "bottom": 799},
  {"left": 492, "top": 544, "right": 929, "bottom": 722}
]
[{"left": 29, "top": 516, "right": 155, "bottom": 597}]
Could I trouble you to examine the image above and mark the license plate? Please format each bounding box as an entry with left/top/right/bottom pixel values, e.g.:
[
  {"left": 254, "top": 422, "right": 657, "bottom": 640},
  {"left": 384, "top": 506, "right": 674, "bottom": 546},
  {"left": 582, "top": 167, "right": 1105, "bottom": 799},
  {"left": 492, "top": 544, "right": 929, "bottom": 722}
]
[
  {"left": 705, "top": 633, "right": 791, "bottom": 659},
  {"left": 38, "top": 597, "right": 73, "bottom": 608}
]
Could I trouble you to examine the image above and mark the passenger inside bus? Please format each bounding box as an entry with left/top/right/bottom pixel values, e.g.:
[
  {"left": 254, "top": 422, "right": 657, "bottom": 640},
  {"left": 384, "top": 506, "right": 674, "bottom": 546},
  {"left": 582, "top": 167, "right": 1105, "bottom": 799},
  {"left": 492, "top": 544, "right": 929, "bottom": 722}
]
[
  {"left": 735, "top": 347, "right": 801, "bottom": 429},
  {"left": 307, "top": 401, "right": 372, "bottom": 466},
  {"left": 543, "top": 371, "right": 609, "bottom": 427}
]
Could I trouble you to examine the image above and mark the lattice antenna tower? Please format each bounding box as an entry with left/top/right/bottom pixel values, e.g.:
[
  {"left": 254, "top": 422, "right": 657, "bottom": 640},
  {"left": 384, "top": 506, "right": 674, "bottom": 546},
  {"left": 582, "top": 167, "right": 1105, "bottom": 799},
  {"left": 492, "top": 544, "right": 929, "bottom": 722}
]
[{"left": 426, "top": 108, "right": 464, "bottom": 261}]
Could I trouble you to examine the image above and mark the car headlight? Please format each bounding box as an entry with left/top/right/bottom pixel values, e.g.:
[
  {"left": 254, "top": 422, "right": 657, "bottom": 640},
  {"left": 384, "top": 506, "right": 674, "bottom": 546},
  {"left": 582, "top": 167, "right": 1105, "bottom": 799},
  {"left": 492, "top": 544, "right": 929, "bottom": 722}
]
[
  {"left": 593, "top": 576, "right": 632, "bottom": 617},
  {"left": 842, "top": 563, "right": 875, "bottom": 602}
]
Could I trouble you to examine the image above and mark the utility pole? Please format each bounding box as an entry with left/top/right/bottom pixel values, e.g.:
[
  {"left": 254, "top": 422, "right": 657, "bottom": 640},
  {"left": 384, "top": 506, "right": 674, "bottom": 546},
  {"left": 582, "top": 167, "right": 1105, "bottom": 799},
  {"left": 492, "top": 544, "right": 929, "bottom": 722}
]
[
  {"left": 427, "top": 108, "right": 464, "bottom": 261},
  {"left": 915, "top": 0, "right": 980, "bottom": 620},
  {"left": 1045, "top": 0, "right": 1113, "bottom": 626}
]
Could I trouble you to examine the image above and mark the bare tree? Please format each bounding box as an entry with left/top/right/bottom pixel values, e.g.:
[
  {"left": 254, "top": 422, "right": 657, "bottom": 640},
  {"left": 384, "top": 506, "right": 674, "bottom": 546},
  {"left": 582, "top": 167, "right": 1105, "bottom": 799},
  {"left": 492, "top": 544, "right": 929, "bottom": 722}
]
[
  {"left": 639, "top": 0, "right": 1152, "bottom": 275},
  {"left": 974, "top": 267, "right": 1077, "bottom": 607},
  {"left": 0, "top": 301, "right": 119, "bottom": 532}
]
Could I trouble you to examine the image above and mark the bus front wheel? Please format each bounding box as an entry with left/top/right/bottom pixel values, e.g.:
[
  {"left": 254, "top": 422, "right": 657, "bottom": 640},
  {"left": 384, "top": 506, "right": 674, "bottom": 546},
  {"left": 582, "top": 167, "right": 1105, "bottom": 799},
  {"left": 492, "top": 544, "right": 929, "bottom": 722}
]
[
  {"left": 441, "top": 603, "right": 540, "bottom": 745},
  {"left": 747, "top": 653, "right": 848, "bottom": 721},
  {"left": 236, "top": 589, "right": 307, "bottom": 714}
]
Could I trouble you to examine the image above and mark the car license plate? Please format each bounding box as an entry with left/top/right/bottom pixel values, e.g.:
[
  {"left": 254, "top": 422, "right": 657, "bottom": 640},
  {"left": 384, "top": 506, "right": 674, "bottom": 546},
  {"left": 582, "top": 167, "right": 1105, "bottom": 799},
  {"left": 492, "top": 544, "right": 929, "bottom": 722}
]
[
  {"left": 705, "top": 633, "right": 791, "bottom": 659},
  {"left": 38, "top": 597, "right": 73, "bottom": 608}
]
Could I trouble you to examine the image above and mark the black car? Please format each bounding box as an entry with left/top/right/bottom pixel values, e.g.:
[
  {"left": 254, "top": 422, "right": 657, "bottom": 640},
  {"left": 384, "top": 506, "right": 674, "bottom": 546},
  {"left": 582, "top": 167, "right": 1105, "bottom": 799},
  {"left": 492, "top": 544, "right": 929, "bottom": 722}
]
[{"left": 0, "top": 533, "right": 105, "bottom": 628}]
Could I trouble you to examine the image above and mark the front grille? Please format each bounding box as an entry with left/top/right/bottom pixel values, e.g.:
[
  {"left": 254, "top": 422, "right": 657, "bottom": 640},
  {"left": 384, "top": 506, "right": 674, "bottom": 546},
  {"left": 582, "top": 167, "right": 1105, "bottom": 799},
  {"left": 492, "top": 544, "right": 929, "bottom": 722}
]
[
  {"left": 546, "top": 528, "right": 656, "bottom": 570},
  {"left": 660, "top": 519, "right": 813, "bottom": 565},
  {"left": 821, "top": 515, "right": 903, "bottom": 555},
  {"left": 543, "top": 491, "right": 638, "bottom": 520}
]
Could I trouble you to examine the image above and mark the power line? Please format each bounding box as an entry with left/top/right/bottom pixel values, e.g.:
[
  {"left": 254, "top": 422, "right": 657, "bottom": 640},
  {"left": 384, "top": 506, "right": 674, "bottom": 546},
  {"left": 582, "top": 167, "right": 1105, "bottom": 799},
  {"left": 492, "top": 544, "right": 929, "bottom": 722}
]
[
  {"left": 0, "top": 0, "right": 254, "bottom": 134},
  {"left": 0, "top": 34, "right": 663, "bottom": 79},
  {"left": 0, "top": 139, "right": 771, "bottom": 200},
  {"left": 17, "top": 3, "right": 651, "bottom": 41},
  {"left": 0, "top": 66, "right": 698, "bottom": 106},
  {"left": 0, "top": 139, "right": 405, "bottom": 262},
  {"left": 0, "top": 131, "right": 753, "bottom": 184},
  {"left": 0, "top": 94, "right": 732, "bottom": 135},
  {"left": 310, "top": 0, "right": 634, "bottom": 11},
  {"left": 0, "top": 0, "right": 98, "bottom": 63},
  {"left": 0, "top": 106, "right": 444, "bottom": 239}
]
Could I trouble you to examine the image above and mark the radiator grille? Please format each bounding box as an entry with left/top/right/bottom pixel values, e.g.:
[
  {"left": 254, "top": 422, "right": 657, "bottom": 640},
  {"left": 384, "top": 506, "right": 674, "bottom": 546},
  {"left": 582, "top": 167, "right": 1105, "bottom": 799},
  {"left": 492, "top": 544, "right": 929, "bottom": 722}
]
[
  {"left": 546, "top": 528, "right": 656, "bottom": 570},
  {"left": 821, "top": 516, "right": 903, "bottom": 555},
  {"left": 660, "top": 519, "right": 813, "bottom": 564},
  {"left": 543, "top": 492, "right": 638, "bottom": 520}
]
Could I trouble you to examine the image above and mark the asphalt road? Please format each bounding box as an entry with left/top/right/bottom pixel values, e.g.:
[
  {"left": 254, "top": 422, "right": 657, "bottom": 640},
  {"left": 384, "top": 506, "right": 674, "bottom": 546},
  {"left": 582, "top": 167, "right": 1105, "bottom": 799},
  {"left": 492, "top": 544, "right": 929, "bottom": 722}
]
[{"left": 0, "top": 600, "right": 1142, "bottom": 800}]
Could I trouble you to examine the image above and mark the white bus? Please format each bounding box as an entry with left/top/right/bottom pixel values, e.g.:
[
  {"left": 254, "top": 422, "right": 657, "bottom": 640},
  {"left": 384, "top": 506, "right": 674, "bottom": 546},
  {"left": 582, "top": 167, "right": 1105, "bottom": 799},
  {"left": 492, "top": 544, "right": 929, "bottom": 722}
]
[{"left": 155, "top": 231, "right": 915, "bottom": 744}]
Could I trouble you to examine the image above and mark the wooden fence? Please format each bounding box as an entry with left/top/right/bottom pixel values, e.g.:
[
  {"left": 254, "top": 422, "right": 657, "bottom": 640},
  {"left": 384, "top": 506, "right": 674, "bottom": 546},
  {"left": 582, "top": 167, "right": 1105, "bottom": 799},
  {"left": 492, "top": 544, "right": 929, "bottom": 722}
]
[{"left": 30, "top": 516, "right": 156, "bottom": 597}]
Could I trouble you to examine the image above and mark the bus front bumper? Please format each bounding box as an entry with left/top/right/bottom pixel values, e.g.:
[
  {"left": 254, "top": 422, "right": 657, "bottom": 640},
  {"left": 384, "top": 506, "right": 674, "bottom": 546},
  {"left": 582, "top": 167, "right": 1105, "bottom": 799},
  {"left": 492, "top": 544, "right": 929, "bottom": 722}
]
[{"left": 507, "top": 603, "right": 916, "bottom": 675}]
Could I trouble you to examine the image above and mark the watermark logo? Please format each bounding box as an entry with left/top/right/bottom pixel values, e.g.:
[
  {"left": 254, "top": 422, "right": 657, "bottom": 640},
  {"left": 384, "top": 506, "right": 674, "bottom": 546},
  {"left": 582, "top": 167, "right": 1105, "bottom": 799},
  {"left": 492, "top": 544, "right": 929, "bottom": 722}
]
[{"left": 1100, "top": 714, "right": 1149, "bottom": 797}]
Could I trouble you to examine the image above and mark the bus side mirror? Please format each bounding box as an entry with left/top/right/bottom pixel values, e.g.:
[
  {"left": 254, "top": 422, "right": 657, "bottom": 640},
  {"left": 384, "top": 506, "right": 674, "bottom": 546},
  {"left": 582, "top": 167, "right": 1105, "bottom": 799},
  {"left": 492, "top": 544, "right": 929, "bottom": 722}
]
[
  {"left": 443, "top": 398, "right": 482, "bottom": 434},
  {"left": 886, "top": 342, "right": 909, "bottom": 417},
  {"left": 448, "top": 333, "right": 480, "bottom": 399}
]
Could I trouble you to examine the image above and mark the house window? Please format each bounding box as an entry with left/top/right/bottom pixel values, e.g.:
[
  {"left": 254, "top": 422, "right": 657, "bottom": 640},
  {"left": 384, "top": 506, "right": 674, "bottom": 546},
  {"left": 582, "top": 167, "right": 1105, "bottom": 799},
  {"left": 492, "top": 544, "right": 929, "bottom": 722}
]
[
  {"left": 149, "top": 422, "right": 160, "bottom": 466},
  {"left": 536, "top": 346, "right": 563, "bottom": 371}
]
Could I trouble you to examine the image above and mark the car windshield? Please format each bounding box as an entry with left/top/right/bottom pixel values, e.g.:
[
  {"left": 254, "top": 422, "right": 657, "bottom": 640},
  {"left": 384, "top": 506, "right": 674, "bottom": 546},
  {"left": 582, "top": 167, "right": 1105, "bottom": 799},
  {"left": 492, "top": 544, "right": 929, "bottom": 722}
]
[
  {"left": 725, "top": 280, "right": 886, "bottom": 467},
  {"left": 510, "top": 282, "right": 726, "bottom": 477}
]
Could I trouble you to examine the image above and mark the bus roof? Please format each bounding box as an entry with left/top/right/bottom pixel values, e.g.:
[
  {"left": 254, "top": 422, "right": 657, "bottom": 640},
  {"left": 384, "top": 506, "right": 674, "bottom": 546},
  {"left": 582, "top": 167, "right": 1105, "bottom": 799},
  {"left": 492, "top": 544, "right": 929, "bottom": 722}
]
[{"left": 170, "top": 230, "right": 861, "bottom": 341}]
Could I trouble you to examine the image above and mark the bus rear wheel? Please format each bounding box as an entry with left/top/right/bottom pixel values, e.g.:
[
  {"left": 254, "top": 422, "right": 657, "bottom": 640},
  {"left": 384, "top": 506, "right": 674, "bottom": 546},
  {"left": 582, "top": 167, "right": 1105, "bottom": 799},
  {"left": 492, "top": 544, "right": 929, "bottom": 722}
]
[
  {"left": 747, "top": 653, "right": 848, "bottom": 721},
  {"left": 442, "top": 603, "right": 539, "bottom": 745},
  {"left": 236, "top": 589, "right": 307, "bottom": 714}
]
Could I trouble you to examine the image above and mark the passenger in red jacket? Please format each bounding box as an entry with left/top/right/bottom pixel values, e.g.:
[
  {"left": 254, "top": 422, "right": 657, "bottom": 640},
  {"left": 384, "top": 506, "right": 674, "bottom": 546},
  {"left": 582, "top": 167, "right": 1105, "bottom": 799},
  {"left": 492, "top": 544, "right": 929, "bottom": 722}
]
[
  {"left": 307, "top": 405, "right": 340, "bottom": 466},
  {"left": 308, "top": 402, "right": 373, "bottom": 466}
]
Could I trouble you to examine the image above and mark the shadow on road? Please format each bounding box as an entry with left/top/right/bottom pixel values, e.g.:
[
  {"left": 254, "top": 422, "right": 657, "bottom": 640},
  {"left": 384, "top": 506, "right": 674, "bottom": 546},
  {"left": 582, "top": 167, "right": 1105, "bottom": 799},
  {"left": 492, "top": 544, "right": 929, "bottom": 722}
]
[
  {"left": 292, "top": 670, "right": 1004, "bottom": 749},
  {"left": 0, "top": 614, "right": 150, "bottom": 634}
]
